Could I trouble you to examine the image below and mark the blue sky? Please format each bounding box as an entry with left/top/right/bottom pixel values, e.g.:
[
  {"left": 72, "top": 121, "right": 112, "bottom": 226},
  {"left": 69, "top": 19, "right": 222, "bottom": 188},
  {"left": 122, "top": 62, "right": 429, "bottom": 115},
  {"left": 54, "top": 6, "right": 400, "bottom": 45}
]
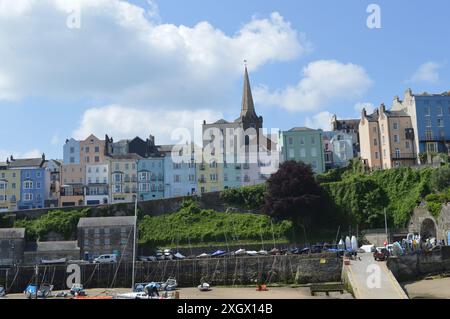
[{"left": 1, "top": 0, "right": 450, "bottom": 160}]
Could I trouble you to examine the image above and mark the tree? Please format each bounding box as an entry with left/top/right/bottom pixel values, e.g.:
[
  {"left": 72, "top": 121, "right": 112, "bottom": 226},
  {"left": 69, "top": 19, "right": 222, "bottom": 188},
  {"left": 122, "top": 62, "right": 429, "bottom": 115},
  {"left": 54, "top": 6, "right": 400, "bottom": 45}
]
[
  {"left": 264, "top": 161, "right": 328, "bottom": 227},
  {"left": 430, "top": 166, "right": 450, "bottom": 191}
]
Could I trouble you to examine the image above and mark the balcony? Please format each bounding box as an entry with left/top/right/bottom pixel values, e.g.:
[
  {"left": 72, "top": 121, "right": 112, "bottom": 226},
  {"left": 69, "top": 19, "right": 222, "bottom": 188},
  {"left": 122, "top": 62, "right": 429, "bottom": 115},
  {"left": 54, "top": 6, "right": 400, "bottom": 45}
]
[
  {"left": 391, "top": 152, "right": 417, "bottom": 160},
  {"left": 199, "top": 178, "right": 206, "bottom": 183},
  {"left": 420, "top": 135, "right": 447, "bottom": 142},
  {"left": 199, "top": 165, "right": 205, "bottom": 170}
]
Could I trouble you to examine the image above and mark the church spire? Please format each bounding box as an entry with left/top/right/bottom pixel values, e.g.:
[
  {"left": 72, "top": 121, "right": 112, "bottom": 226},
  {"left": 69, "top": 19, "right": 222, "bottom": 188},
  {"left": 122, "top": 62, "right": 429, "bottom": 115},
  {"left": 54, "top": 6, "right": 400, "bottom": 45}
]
[{"left": 240, "top": 65, "right": 257, "bottom": 118}]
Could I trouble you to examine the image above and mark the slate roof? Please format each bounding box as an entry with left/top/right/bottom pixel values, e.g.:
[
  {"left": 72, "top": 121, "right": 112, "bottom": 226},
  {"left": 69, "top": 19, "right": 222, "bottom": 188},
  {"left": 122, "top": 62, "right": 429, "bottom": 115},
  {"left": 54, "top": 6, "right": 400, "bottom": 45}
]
[
  {"left": 0, "top": 228, "right": 25, "bottom": 239},
  {"left": 37, "top": 241, "right": 80, "bottom": 251},
  {"left": 78, "top": 216, "right": 135, "bottom": 228},
  {"left": 288, "top": 127, "right": 317, "bottom": 132},
  {"left": 8, "top": 158, "right": 44, "bottom": 168}
]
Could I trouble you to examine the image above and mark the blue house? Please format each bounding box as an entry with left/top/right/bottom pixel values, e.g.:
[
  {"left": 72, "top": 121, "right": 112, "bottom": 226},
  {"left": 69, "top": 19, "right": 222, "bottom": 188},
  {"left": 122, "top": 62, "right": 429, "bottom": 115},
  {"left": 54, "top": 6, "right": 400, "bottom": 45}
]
[
  {"left": 7, "top": 155, "right": 50, "bottom": 210},
  {"left": 392, "top": 89, "right": 450, "bottom": 155},
  {"left": 63, "top": 138, "right": 81, "bottom": 164},
  {"left": 137, "top": 156, "right": 165, "bottom": 201}
]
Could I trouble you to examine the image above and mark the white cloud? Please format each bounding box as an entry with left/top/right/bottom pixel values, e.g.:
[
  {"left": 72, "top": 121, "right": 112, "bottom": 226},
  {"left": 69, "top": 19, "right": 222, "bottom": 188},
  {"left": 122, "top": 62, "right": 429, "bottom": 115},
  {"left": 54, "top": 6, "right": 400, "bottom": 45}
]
[
  {"left": 51, "top": 132, "right": 60, "bottom": 145},
  {"left": 410, "top": 62, "right": 441, "bottom": 83},
  {"left": 304, "top": 111, "right": 333, "bottom": 131},
  {"left": 354, "top": 102, "right": 375, "bottom": 115},
  {"left": 73, "top": 104, "right": 223, "bottom": 145},
  {"left": 254, "top": 60, "right": 372, "bottom": 112},
  {"left": 0, "top": 0, "right": 309, "bottom": 109}
]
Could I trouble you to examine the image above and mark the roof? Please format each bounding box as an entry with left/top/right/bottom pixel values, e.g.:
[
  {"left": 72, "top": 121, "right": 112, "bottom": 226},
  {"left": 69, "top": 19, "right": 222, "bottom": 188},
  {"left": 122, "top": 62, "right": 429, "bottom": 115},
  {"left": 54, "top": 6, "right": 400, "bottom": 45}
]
[
  {"left": 157, "top": 145, "right": 175, "bottom": 153},
  {"left": 214, "top": 119, "right": 230, "bottom": 124},
  {"left": 37, "top": 241, "right": 80, "bottom": 252},
  {"left": 78, "top": 216, "right": 136, "bottom": 228},
  {"left": 0, "top": 228, "right": 25, "bottom": 239},
  {"left": 288, "top": 127, "right": 317, "bottom": 132},
  {"left": 240, "top": 66, "right": 257, "bottom": 119},
  {"left": 8, "top": 158, "right": 44, "bottom": 168},
  {"left": 385, "top": 110, "right": 410, "bottom": 118}
]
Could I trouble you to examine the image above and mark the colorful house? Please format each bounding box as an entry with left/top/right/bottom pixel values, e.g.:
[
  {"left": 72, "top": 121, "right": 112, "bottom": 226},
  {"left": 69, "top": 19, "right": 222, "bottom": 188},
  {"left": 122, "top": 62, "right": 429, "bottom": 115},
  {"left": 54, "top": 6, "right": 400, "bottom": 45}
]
[
  {"left": 137, "top": 156, "right": 165, "bottom": 201},
  {"left": 392, "top": 89, "right": 450, "bottom": 157},
  {"left": 278, "top": 127, "right": 325, "bottom": 174},
  {"left": 7, "top": 155, "right": 50, "bottom": 210},
  {"left": 0, "top": 161, "right": 21, "bottom": 212},
  {"left": 109, "top": 154, "right": 140, "bottom": 204}
]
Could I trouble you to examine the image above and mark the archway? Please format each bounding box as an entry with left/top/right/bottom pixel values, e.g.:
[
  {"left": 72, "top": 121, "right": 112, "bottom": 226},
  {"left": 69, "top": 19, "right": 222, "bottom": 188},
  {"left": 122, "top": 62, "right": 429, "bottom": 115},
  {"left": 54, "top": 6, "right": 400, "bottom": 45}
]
[{"left": 420, "top": 218, "right": 437, "bottom": 240}]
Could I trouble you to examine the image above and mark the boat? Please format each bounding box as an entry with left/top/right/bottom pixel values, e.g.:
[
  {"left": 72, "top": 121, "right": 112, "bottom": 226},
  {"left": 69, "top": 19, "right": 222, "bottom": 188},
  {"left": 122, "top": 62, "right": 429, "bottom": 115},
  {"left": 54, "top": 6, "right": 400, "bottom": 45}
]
[
  {"left": 173, "top": 252, "right": 186, "bottom": 260},
  {"left": 270, "top": 248, "right": 280, "bottom": 255},
  {"left": 0, "top": 286, "right": 5, "bottom": 297},
  {"left": 351, "top": 236, "right": 358, "bottom": 251},
  {"left": 41, "top": 258, "right": 67, "bottom": 265},
  {"left": 198, "top": 283, "right": 212, "bottom": 292},
  {"left": 211, "top": 250, "right": 227, "bottom": 258},
  {"left": 246, "top": 250, "right": 258, "bottom": 256},
  {"left": 345, "top": 236, "right": 351, "bottom": 250},
  {"left": 197, "top": 253, "right": 210, "bottom": 258},
  {"left": 258, "top": 250, "right": 268, "bottom": 255},
  {"left": 234, "top": 248, "right": 246, "bottom": 256},
  {"left": 161, "top": 277, "right": 178, "bottom": 291},
  {"left": 338, "top": 239, "right": 345, "bottom": 249}
]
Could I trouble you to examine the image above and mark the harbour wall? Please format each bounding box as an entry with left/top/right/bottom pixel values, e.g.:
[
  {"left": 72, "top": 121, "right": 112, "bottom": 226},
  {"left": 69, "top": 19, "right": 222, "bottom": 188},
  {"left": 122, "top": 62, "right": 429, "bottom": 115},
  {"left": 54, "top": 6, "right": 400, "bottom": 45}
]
[
  {"left": 387, "top": 246, "right": 450, "bottom": 282},
  {"left": 0, "top": 254, "right": 342, "bottom": 293}
]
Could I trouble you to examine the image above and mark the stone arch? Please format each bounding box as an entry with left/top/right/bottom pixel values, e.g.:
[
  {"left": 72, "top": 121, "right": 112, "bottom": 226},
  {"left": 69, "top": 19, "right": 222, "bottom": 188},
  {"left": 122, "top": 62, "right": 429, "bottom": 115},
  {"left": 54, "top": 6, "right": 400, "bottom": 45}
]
[{"left": 420, "top": 218, "right": 437, "bottom": 240}]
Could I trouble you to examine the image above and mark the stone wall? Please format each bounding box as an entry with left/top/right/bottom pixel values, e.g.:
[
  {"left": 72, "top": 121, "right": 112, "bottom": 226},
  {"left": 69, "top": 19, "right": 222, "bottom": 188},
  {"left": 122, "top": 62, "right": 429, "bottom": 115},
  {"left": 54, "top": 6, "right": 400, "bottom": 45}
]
[
  {"left": 408, "top": 204, "right": 450, "bottom": 243},
  {"left": 387, "top": 246, "right": 450, "bottom": 282},
  {"left": 0, "top": 253, "right": 342, "bottom": 293}
]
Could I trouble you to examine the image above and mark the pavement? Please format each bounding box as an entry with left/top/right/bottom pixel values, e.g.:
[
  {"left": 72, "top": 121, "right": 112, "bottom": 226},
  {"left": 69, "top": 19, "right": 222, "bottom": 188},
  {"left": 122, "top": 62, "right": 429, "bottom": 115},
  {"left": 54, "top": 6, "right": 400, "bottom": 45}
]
[{"left": 345, "top": 253, "right": 408, "bottom": 299}]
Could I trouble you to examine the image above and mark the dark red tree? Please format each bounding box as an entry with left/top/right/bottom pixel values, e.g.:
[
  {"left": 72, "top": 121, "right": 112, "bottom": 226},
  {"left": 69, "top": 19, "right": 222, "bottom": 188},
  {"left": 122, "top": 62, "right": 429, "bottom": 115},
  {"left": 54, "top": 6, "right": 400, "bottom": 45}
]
[{"left": 264, "top": 161, "right": 326, "bottom": 226}]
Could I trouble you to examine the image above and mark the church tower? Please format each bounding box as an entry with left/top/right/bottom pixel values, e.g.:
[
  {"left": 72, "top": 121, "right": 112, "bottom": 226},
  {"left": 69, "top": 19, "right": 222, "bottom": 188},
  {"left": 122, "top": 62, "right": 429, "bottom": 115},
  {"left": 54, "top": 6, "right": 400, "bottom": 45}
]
[{"left": 235, "top": 66, "right": 263, "bottom": 131}]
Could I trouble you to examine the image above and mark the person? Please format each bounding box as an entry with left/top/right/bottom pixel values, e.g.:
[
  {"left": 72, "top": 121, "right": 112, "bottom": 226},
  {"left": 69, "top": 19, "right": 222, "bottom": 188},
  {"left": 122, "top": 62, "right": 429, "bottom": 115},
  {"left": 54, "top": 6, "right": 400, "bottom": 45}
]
[{"left": 145, "top": 283, "right": 159, "bottom": 297}]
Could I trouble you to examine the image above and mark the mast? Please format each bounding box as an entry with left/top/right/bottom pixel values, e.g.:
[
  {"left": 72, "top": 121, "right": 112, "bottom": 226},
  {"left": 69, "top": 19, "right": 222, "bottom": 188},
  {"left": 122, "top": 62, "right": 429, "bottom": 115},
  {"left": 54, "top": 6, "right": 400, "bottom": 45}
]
[{"left": 132, "top": 195, "right": 137, "bottom": 290}]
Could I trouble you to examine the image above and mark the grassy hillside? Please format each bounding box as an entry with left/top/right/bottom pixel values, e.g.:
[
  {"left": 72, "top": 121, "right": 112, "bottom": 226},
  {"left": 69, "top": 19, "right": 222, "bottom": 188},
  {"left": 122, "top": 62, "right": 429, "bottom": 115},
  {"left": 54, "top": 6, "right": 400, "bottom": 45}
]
[{"left": 138, "top": 199, "right": 293, "bottom": 246}]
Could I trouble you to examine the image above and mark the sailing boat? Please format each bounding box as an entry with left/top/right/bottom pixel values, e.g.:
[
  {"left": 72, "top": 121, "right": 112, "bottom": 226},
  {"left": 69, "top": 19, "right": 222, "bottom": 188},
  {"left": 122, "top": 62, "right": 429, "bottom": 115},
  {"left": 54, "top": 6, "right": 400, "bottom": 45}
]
[{"left": 116, "top": 197, "right": 177, "bottom": 300}]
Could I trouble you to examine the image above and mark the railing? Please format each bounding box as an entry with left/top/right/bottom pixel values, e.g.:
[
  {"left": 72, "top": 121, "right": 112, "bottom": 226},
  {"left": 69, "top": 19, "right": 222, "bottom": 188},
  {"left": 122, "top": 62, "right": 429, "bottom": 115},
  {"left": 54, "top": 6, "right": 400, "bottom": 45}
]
[
  {"left": 391, "top": 152, "right": 417, "bottom": 160},
  {"left": 420, "top": 135, "right": 447, "bottom": 142}
]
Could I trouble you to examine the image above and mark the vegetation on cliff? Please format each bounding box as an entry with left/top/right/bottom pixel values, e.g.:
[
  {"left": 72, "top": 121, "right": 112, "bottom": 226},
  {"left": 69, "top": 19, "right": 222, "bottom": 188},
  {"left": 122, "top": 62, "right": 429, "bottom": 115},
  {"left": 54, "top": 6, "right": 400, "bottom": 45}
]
[
  {"left": 14, "top": 209, "right": 90, "bottom": 241},
  {"left": 138, "top": 199, "right": 293, "bottom": 246}
]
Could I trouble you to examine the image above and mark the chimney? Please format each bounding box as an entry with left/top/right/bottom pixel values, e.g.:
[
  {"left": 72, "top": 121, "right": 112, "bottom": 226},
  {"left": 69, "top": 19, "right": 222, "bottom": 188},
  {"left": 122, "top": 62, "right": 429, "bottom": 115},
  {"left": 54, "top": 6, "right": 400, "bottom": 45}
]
[{"left": 42, "top": 153, "right": 46, "bottom": 161}]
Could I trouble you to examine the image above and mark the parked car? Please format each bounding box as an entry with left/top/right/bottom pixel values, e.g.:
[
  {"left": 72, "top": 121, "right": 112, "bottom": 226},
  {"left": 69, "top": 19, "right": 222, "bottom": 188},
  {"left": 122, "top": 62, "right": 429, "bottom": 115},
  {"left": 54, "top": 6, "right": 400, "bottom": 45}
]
[
  {"left": 373, "top": 247, "right": 390, "bottom": 261},
  {"left": 93, "top": 254, "right": 117, "bottom": 264}
]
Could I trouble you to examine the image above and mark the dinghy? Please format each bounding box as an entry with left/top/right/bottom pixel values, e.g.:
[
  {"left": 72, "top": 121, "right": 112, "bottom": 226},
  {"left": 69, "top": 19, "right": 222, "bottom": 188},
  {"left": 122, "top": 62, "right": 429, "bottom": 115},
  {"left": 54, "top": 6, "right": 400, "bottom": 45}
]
[
  {"left": 351, "top": 236, "right": 358, "bottom": 251},
  {"left": 345, "top": 236, "right": 351, "bottom": 250}
]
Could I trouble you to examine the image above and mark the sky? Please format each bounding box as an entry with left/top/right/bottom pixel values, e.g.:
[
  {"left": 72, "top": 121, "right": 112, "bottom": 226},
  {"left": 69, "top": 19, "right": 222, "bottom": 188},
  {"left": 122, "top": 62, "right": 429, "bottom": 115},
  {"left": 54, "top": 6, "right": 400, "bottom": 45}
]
[{"left": 1, "top": 0, "right": 450, "bottom": 160}]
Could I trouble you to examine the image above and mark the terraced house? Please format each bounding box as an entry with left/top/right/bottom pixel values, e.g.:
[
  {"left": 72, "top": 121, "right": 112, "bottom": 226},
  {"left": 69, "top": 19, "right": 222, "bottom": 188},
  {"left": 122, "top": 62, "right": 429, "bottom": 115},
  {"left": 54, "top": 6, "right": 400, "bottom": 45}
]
[
  {"left": 137, "top": 155, "right": 165, "bottom": 201},
  {"left": 109, "top": 154, "right": 140, "bottom": 204},
  {"left": 0, "top": 162, "right": 20, "bottom": 212},
  {"left": 7, "top": 155, "right": 50, "bottom": 210},
  {"left": 360, "top": 104, "right": 416, "bottom": 170},
  {"left": 278, "top": 127, "right": 325, "bottom": 174}
]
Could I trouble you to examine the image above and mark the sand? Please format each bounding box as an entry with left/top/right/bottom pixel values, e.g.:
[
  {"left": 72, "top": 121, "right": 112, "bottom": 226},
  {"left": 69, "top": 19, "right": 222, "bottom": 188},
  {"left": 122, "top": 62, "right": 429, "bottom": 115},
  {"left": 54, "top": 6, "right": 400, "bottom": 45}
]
[
  {"left": 403, "top": 277, "right": 450, "bottom": 299},
  {"left": 1, "top": 286, "right": 353, "bottom": 300}
]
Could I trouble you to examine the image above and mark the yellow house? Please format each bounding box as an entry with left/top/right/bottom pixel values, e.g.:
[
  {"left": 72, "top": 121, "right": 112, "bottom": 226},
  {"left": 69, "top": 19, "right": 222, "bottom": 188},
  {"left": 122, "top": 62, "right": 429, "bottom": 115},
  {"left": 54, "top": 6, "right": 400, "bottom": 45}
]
[{"left": 0, "top": 163, "right": 21, "bottom": 212}]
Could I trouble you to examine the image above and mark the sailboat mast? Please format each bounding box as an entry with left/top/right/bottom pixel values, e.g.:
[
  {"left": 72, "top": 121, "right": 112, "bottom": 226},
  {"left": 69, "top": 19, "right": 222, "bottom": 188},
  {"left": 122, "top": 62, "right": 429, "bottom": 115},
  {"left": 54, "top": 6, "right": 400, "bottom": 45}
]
[{"left": 132, "top": 195, "right": 138, "bottom": 290}]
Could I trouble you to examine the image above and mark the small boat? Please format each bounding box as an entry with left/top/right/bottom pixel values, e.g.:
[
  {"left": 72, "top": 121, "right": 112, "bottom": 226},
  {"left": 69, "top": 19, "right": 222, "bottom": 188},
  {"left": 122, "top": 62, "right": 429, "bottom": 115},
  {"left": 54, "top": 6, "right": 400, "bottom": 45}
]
[
  {"left": 41, "top": 258, "right": 67, "bottom": 265},
  {"left": 258, "top": 250, "right": 268, "bottom": 255},
  {"left": 270, "top": 248, "right": 280, "bottom": 255},
  {"left": 173, "top": 252, "right": 186, "bottom": 260},
  {"left": 338, "top": 239, "right": 345, "bottom": 249},
  {"left": 161, "top": 277, "right": 178, "bottom": 291},
  {"left": 345, "top": 236, "right": 351, "bottom": 250},
  {"left": 70, "top": 283, "right": 86, "bottom": 296},
  {"left": 234, "top": 248, "right": 246, "bottom": 256},
  {"left": 0, "top": 285, "right": 6, "bottom": 297},
  {"left": 196, "top": 253, "right": 210, "bottom": 258},
  {"left": 351, "top": 236, "right": 358, "bottom": 251},
  {"left": 246, "top": 250, "right": 258, "bottom": 256},
  {"left": 24, "top": 284, "right": 38, "bottom": 299},
  {"left": 211, "top": 250, "right": 227, "bottom": 258},
  {"left": 198, "top": 283, "right": 211, "bottom": 292}
]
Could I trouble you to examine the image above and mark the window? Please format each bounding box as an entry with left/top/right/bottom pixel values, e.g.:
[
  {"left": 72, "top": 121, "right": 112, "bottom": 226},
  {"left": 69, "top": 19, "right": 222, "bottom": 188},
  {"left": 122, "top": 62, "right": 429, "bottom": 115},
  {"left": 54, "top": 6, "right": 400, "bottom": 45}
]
[
  {"left": 438, "top": 106, "right": 443, "bottom": 116},
  {"left": 36, "top": 182, "right": 41, "bottom": 189},
  {"left": 393, "top": 122, "right": 399, "bottom": 130},
  {"left": 394, "top": 135, "right": 399, "bottom": 143},
  {"left": 70, "top": 147, "right": 74, "bottom": 154},
  {"left": 405, "top": 141, "right": 410, "bottom": 149},
  {"left": 299, "top": 137, "right": 305, "bottom": 145},
  {"left": 70, "top": 157, "right": 75, "bottom": 163},
  {"left": 374, "top": 138, "right": 378, "bottom": 146},
  {"left": 95, "top": 156, "right": 100, "bottom": 163},
  {"left": 288, "top": 137, "right": 293, "bottom": 145},
  {"left": 174, "top": 175, "right": 181, "bottom": 183},
  {"left": 382, "top": 136, "right": 385, "bottom": 145},
  {"left": 85, "top": 147, "right": 90, "bottom": 153},
  {"left": 125, "top": 163, "right": 129, "bottom": 170},
  {"left": 300, "top": 148, "right": 306, "bottom": 158},
  {"left": 395, "top": 148, "right": 401, "bottom": 158},
  {"left": 95, "top": 146, "right": 100, "bottom": 153},
  {"left": 383, "top": 149, "right": 387, "bottom": 158},
  {"left": 105, "top": 239, "right": 110, "bottom": 245},
  {"left": 24, "top": 181, "right": 33, "bottom": 189},
  {"left": 426, "top": 118, "right": 432, "bottom": 127},
  {"left": 375, "top": 152, "right": 379, "bottom": 159},
  {"left": 288, "top": 149, "right": 294, "bottom": 159},
  {"left": 85, "top": 156, "right": 90, "bottom": 163},
  {"left": 381, "top": 124, "right": 385, "bottom": 133},
  {"left": 311, "top": 147, "right": 317, "bottom": 157},
  {"left": 425, "top": 105, "right": 431, "bottom": 116},
  {"left": 24, "top": 193, "right": 33, "bottom": 201},
  {"left": 372, "top": 127, "right": 377, "bottom": 133},
  {"left": 311, "top": 136, "right": 316, "bottom": 145},
  {"left": 115, "top": 163, "right": 120, "bottom": 170},
  {"left": 36, "top": 172, "right": 41, "bottom": 178},
  {"left": 438, "top": 118, "right": 444, "bottom": 127}
]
